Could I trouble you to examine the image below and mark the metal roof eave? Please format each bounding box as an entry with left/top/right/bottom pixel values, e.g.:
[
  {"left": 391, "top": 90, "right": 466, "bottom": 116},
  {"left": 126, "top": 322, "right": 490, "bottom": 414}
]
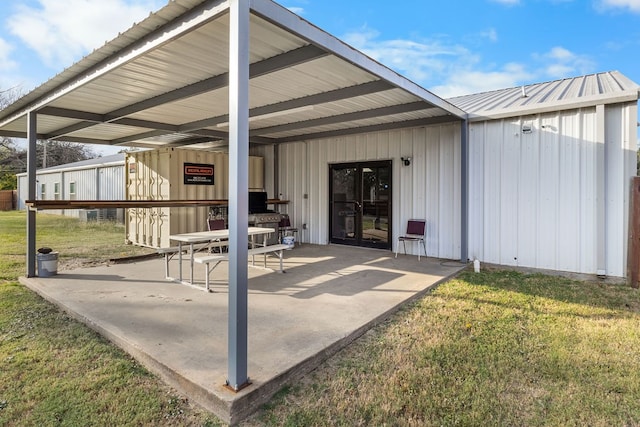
[
  {"left": 0, "top": 0, "right": 464, "bottom": 145},
  {"left": 466, "top": 90, "right": 640, "bottom": 122},
  {"left": 15, "top": 154, "right": 125, "bottom": 177},
  {"left": 249, "top": 0, "right": 466, "bottom": 119},
  {"left": 0, "top": 0, "right": 225, "bottom": 130}
]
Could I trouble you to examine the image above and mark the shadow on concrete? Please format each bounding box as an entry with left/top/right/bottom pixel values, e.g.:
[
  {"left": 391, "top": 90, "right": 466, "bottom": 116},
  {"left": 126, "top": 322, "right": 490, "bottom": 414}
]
[{"left": 20, "top": 244, "right": 466, "bottom": 425}]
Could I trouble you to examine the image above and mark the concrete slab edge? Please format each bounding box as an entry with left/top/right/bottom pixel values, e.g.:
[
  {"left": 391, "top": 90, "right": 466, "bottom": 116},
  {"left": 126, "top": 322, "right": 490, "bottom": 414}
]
[
  {"left": 229, "top": 266, "right": 467, "bottom": 424},
  {"left": 18, "top": 264, "right": 466, "bottom": 426},
  {"left": 18, "top": 276, "right": 234, "bottom": 425}
]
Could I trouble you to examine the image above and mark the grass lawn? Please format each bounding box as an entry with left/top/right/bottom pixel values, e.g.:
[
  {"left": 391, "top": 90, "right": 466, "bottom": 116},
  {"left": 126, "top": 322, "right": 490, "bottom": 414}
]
[
  {"left": 248, "top": 272, "right": 640, "bottom": 426},
  {"left": 2, "top": 211, "right": 640, "bottom": 426},
  {"left": 0, "top": 211, "right": 222, "bottom": 426}
]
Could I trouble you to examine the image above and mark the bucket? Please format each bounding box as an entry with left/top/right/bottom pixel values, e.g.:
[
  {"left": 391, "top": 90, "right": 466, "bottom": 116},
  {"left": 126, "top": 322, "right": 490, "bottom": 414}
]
[
  {"left": 37, "top": 252, "right": 59, "bottom": 277},
  {"left": 282, "top": 236, "right": 295, "bottom": 248}
]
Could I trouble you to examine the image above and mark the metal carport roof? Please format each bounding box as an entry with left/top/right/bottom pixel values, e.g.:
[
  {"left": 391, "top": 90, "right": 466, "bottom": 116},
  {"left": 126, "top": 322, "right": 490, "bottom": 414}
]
[
  {"left": 0, "top": 0, "right": 465, "bottom": 150},
  {"left": 0, "top": 0, "right": 468, "bottom": 397}
]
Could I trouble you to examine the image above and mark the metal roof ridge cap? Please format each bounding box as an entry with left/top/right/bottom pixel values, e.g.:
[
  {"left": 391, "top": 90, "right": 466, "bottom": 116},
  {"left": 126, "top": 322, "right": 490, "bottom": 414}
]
[{"left": 249, "top": 0, "right": 466, "bottom": 119}]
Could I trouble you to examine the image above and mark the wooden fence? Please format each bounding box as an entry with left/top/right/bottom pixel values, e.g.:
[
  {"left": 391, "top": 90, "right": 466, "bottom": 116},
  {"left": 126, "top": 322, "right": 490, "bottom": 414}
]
[
  {"left": 627, "top": 177, "right": 640, "bottom": 288},
  {"left": 0, "top": 190, "right": 16, "bottom": 211}
]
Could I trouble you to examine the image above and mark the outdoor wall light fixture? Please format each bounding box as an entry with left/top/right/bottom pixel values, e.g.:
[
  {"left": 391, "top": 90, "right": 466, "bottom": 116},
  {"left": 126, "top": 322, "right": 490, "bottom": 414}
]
[{"left": 401, "top": 157, "right": 411, "bottom": 166}]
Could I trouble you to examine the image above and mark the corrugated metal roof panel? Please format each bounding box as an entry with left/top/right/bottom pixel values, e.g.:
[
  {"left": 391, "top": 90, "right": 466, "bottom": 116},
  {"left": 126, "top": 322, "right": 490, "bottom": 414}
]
[
  {"left": 0, "top": 0, "right": 464, "bottom": 148},
  {"left": 449, "top": 71, "right": 640, "bottom": 120}
]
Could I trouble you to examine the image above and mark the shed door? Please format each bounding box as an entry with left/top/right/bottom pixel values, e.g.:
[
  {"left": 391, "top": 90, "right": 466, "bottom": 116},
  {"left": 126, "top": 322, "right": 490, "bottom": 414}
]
[{"left": 329, "top": 161, "right": 391, "bottom": 250}]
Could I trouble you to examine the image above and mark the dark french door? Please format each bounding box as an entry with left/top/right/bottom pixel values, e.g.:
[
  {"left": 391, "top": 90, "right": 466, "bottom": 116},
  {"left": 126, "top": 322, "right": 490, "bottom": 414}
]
[{"left": 329, "top": 161, "right": 392, "bottom": 249}]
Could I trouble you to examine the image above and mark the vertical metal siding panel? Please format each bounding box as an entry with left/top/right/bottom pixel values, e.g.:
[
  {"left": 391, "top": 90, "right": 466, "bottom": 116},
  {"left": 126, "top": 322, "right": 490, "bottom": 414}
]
[
  {"left": 499, "top": 120, "right": 519, "bottom": 266},
  {"left": 388, "top": 133, "right": 403, "bottom": 244},
  {"left": 279, "top": 142, "right": 307, "bottom": 243},
  {"left": 423, "top": 127, "right": 439, "bottom": 256},
  {"left": 468, "top": 123, "right": 485, "bottom": 262},
  {"left": 377, "top": 131, "right": 390, "bottom": 159},
  {"left": 296, "top": 142, "right": 308, "bottom": 243},
  {"left": 483, "top": 121, "right": 503, "bottom": 264},
  {"left": 365, "top": 133, "right": 377, "bottom": 160},
  {"left": 517, "top": 116, "right": 540, "bottom": 267},
  {"left": 557, "top": 112, "right": 581, "bottom": 272},
  {"left": 605, "top": 105, "right": 625, "bottom": 276},
  {"left": 399, "top": 130, "right": 414, "bottom": 245},
  {"left": 537, "top": 114, "right": 560, "bottom": 270},
  {"left": 99, "top": 165, "right": 125, "bottom": 200},
  {"left": 452, "top": 123, "right": 462, "bottom": 259},
  {"left": 318, "top": 139, "right": 332, "bottom": 244},
  {"left": 356, "top": 133, "right": 367, "bottom": 160},
  {"left": 305, "top": 139, "right": 320, "bottom": 245},
  {"left": 410, "top": 128, "right": 426, "bottom": 219},
  {"left": 18, "top": 176, "right": 27, "bottom": 210},
  {"left": 438, "top": 124, "right": 459, "bottom": 259},
  {"left": 581, "top": 108, "right": 599, "bottom": 273}
]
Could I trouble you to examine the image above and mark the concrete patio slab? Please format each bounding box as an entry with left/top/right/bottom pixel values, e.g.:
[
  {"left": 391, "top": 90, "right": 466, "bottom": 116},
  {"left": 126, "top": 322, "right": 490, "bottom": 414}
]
[{"left": 20, "top": 244, "right": 466, "bottom": 425}]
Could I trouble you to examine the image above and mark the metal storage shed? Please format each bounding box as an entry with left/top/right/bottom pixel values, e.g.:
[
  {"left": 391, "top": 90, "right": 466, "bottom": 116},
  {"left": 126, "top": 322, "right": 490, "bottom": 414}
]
[
  {"left": 16, "top": 153, "right": 125, "bottom": 219},
  {"left": 449, "top": 71, "right": 640, "bottom": 278},
  {"left": 0, "top": 0, "right": 467, "bottom": 392}
]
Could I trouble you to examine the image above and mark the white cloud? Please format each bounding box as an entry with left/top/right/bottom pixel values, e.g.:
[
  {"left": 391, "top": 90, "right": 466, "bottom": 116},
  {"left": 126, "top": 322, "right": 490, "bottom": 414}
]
[
  {"left": 534, "top": 46, "right": 595, "bottom": 78},
  {"left": 490, "top": 0, "right": 521, "bottom": 5},
  {"left": 0, "top": 38, "right": 17, "bottom": 72},
  {"left": 340, "top": 27, "right": 597, "bottom": 98},
  {"left": 342, "top": 27, "right": 531, "bottom": 97},
  {"left": 7, "top": 0, "right": 164, "bottom": 68},
  {"left": 480, "top": 28, "right": 499, "bottom": 42},
  {"left": 597, "top": 0, "right": 640, "bottom": 12},
  {"left": 343, "top": 28, "right": 472, "bottom": 83},
  {"left": 287, "top": 7, "right": 305, "bottom": 15},
  {"left": 432, "top": 64, "right": 535, "bottom": 98}
]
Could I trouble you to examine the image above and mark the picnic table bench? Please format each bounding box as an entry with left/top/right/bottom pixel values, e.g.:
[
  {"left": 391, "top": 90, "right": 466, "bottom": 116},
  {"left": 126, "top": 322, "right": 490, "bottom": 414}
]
[{"left": 194, "top": 243, "right": 291, "bottom": 292}]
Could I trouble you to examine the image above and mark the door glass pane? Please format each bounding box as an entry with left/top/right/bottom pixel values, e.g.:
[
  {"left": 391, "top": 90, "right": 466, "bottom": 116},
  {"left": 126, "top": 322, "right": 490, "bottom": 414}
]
[
  {"left": 362, "top": 166, "right": 389, "bottom": 245},
  {"left": 331, "top": 167, "right": 357, "bottom": 241}
]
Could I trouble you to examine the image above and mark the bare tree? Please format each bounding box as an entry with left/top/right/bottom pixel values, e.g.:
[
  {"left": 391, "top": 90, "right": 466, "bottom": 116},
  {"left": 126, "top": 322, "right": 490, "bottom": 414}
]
[{"left": 1, "top": 85, "right": 99, "bottom": 188}]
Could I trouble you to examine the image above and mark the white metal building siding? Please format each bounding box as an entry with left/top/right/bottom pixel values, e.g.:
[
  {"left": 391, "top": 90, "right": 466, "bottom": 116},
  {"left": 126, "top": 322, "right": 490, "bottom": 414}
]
[
  {"left": 468, "top": 102, "right": 637, "bottom": 277},
  {"left": 17, "top": 160, "right": 125, "bottom": 218},
  {"left": 263, "top": 123, "right": 462, "bottom": 259}
]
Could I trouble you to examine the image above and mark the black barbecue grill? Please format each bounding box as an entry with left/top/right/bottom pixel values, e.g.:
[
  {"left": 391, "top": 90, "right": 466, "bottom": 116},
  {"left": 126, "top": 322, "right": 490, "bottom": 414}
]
[{"left": 247, "top": 191, "right": 281, "bottom": 245}]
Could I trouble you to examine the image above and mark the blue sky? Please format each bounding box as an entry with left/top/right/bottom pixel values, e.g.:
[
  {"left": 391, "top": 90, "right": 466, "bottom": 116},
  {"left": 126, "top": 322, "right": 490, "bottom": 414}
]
[{"left": 0, "top": 0, "right": 639, "bottom": 153}]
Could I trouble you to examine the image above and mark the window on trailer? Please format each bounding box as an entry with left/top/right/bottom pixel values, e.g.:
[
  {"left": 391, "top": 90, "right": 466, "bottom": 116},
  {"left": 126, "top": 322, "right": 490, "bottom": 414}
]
[
  {"left": 40, "top": 183, "right": 45, "bottom": 200},
  {"left": 54, "top": 182, "right": 60, "bottom": 200},
  {"left": 69, "top": 182, "right": 76, "bottom": 200}
]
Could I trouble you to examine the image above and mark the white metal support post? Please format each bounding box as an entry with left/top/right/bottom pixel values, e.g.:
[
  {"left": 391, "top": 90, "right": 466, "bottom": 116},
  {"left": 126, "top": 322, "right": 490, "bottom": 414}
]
[
  {"left": 26, "top": 111, "right": 37, "bottom": 277},
  {"left": 227, "top": 0, "right": 250, "bottom": 391},
  {"left": 596, "top": 104, "right": 606, "bottom": 276}
]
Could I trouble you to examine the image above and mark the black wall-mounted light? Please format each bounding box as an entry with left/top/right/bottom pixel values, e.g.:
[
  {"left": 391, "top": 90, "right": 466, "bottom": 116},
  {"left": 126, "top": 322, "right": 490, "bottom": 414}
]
[{"left": 401, "top": 157, "right": 411, "bottom": 166}]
